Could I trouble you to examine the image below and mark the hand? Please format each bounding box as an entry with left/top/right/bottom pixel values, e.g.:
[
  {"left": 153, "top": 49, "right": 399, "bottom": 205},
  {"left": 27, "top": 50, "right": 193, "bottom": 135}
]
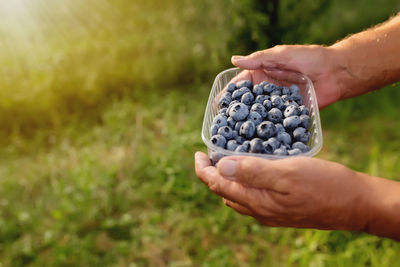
[
  {"left": 231, "top": 45, "right": 342, "bottom": 109},
  {"left": 194, "top": 151, "right": 369, "bottom": 231}
]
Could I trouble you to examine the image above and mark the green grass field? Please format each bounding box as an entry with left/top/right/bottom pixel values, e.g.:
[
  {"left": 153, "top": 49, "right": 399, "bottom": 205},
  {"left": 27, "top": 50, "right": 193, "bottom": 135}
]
[{"left": 1, "top": 0, "right": 400, "bottom": 266}]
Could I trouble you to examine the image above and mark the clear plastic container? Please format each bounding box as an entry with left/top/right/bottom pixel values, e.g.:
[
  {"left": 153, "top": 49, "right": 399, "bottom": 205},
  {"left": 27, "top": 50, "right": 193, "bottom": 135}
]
[{"left": 201, "top": 67, "right": 323, "bottom": 164}]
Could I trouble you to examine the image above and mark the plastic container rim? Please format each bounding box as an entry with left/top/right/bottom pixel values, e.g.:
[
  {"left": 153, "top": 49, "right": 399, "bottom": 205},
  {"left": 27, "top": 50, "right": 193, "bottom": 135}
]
[{"left": 201, "top": 67, "right": 323, "bottom": 159}]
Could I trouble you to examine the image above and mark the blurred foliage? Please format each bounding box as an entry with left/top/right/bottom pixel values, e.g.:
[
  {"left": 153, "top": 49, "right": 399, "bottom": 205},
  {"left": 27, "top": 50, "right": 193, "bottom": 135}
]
[
  {"left": 0, "top": 0, "right": 232, "bottom": 135},
  {"left": 0, "top": 0, "right": 400, "bottom": 266},
  {"left": 227, "top": 0, "right": 399, "bottom": 55}
]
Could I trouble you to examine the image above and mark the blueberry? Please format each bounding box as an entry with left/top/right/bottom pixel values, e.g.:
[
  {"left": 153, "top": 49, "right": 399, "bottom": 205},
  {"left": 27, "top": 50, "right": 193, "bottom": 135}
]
[
  {"left": 241, "top": 92, "right": 254, "bottom": 105},
  {"left": 273, "top": 148, "right": 288, "bottom": 155},
  {"left": 263, "top": 137, "right": 280, "bottom": 154},
  {"left": 250, "top": 103, "right": 267, "bottom": 118},
  {"left": 218, "top": 107, "right": 227, "bottom": 115},
  {"left": 256, "top": 121, "right": 276, "bottom": 139},
  {"left": 228, "top": 100, "right": 239, "bottom": 107},
  {"left": 220, "top": 92, "right": 232, "bottom": 100},
  {"left": 252, "top": 84, "right": 264, "bottom": 96},
  {"left": 235, "top": 136, "right": 246, "bottom": 144},
  {"left": 299, "top": 105, "right": 309, "bottom": 115},
  {"left": 293, "top": 127, "right": 310, "bottom": 143},
  {"left": 263, "top": 99, "right": 272, "bottom": 110},
  {"left": 232, "top": 87, "right": 251, "bottom": 100},
  {"left": 254, "top": 95, "right": 269, "bottom": 104},
  {"left": 210, "top": 152, "right": 225, "bottom": 165},
  {"left": 281, "top": 94, "right": 291, "bottom": 102},
  {"left": 283, "top": 115, "right": 301, "bottom": 129},
  {"left": 259, "top": 81, "right": 268, "bottom": 88},
  {"left": 292, "top": 94, "right": 302, "bottom": 105},
  {"left": 275, "top": 123, "right": 285, "bottom": 133},
  {"left": 242, "top": 140, "right": 251, "bottom": 150},
  {"left": 267, "top": 108, "right": 283, "bottom": 123},
  {"left": 271, "top": 95, "right": 284, "bottom": 110},
  {"left": 227, "top": 83, "right": 236, "bottom": 93},
  {"left": 210, "top": 134, "right": 227, "bottom": 148},
  {"left": 249, "top": 138, "right": 265, "bottom": 153},
  {"left": 270, "top": 89, "right": 282, "bottom": 96},
  {"left": 279, "top": 144, "right": 289, "bottom": 152},
  {"left": 288, "top": 148, "right": 302, "bottom": 156},
  {"left": 218, "top": 126, "right": 235, "bottom": 140},
  {"left": 235, "top": 145, "right": 248, "bottom": 153},
  {"left": 227, "top": 140, "right": 240, "bottom": 151},
  {"left": 247, "top": 112, "right": 263, "bottom": 126},
  {"left": 289, "top": 84, "right": 300, "bottom": 95},
  {"left": 218, "top": 92, "right": 232, "bottom": 108},
  {"left": 264, "top": 83, "right": 278, "bottom": 94},
  {"left": 237, "top": 80, "right": 253, "bottom": 89},
  {"left": 210, "top": 124, "right": 219, "bottom": 136},
  {"left": 284, "top": 100, "right": 299, "bottom": 107},
  {"left": 226, "top": 100, "right": 239, "bottom": 115},
  {"left": 227, "top": 117, "right": 235, "bottom": 128},
  {"left": 284, "top": 105, "right": 300, "bottom": 118},
  {"left": 232, "top": 130, "right": 239, "bottom": 138},
  {"left": 218, "top": 97, "right": 231, "bottom": 109},
  {"left": 240, "top": 120, "right": 256, "bottom": 139},
  {"left": 229, "top": 103, "right": 249, "bottom": 121},
  {"left": 282, "top": 86, "right": 290, "bottom": 95},
  {"left": 276, "top": 131, "right": 292, "bottom": 145},
  {"left": 212, "top": 114, "right": 228, "bottom": 128},
  {"left": 300, "top": 114, "right": 311, "bottom": 129},
  {"left": 292, "top": 142, "right": 310, "bottom": 152},
  {"left": 234, "top": 121, "right": 244, "bottom": 132}
]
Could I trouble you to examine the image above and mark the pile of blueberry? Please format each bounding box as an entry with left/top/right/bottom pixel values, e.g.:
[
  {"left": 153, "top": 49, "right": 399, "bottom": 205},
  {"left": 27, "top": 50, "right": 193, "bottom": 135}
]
[{"left": 210, "top": 80, "right": 311, "bottom": 156}]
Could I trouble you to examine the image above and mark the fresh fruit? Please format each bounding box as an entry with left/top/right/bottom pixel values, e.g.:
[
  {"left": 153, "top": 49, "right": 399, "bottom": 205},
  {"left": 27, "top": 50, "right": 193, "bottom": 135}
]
[
  {"left": 209, "top": 80, "right": 313, "bottom": 157},
  {"left": 239, "top": 120, "right": 256, "bottom": 139}
]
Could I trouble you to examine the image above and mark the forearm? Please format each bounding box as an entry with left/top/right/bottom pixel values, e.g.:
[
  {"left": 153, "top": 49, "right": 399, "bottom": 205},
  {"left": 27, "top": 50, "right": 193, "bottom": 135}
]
[
  {"left": 357, "top": 172, "right": 400, "bottom": 241},
  {"left": 329, "top": 13, "right": 400, "bottom": 100}
]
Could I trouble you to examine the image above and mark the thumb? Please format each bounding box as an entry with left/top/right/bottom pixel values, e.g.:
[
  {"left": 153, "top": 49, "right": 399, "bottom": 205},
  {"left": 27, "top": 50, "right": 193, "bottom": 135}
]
[
  {"left": 217, "top": 156, "right": 283, "bottom": 190},
  {"left": 231, "top": 48, "right": 288, "bottom": 70}
]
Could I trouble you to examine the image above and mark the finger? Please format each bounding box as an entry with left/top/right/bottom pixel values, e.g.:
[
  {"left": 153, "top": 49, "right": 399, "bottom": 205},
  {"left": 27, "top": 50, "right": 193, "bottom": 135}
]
[
  {"left": 231, "top": 48, "right": 290, "bottom": 70},
  {"left": 195, "top": 152, "right": 260, "bottom": 208},
  {"left": 224, "top": 199, "right": 283, "bottom": 227},
  {"left": 223, "top": 198, "right": 255, "bottom": 216},
  {"left": 217, "top": 156, "right": 295, "bottom": 193},
  {"left": 263, "top": 69, "right": 308, "bottom": 85},
  {"left": 194, "top": 151, "right": 213, "bottom": 186}
]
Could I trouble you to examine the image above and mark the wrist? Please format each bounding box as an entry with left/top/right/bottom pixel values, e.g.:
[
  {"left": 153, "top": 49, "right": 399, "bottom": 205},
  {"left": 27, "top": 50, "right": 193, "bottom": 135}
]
[
  {"left": 355, "top": 172, "right": 400, "bottom": 240},
  {"left": 325, "top": 44, "right": 373, "bottom": 102}
]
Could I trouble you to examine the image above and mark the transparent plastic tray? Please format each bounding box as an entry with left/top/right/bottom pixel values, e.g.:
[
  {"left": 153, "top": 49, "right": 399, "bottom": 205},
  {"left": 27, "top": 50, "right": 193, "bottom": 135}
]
[{"left": 201, "top": 67, "right": 323, "bottom": 163}]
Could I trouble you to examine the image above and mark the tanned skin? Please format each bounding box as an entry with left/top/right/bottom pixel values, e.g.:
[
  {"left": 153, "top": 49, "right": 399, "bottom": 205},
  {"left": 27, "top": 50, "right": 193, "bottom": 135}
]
[{"left": 195, "top": 14, "right": 400, "bottom": 241}]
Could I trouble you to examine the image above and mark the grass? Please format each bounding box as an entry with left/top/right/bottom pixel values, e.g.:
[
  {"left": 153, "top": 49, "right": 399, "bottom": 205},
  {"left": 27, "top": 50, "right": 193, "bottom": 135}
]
[
  {"left": 1, "top": 85, "right": 400, "bottom": 266},
  {"left": 0, "top": 0, "right": 400, "bottom": 266}
]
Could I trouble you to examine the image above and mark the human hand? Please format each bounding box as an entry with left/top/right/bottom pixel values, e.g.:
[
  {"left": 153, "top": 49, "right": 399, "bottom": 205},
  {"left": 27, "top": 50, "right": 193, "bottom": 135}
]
[
  {"left": 194, "top": 151, "right": 369, "bottom": 231},
  {"left": 231, "top": 45, "right": 342, "bottom": 109}
]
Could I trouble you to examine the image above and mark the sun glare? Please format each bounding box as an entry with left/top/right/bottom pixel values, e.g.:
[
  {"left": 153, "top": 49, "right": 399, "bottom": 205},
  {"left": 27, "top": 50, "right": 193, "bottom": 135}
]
[{"left": 0, "top": 0, "right": 27, "bottom": 16}]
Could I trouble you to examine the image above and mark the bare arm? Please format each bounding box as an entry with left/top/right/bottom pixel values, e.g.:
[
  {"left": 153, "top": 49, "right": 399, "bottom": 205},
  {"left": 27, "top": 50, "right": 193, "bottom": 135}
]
[
  {"left": 195, "top": 14, "right": 400, "bottom": 240},
  {"left": 359, "top": 172, "right": 400, "bottom": 239},
  {"left": 231, "top": 13, "right": 400, "bottom": 108},
  {"left": 195, "top": 152, "right": 400, "bottom": 241},
  {"left": 330, "top": 13, "right": 400, "bottom": 101}
]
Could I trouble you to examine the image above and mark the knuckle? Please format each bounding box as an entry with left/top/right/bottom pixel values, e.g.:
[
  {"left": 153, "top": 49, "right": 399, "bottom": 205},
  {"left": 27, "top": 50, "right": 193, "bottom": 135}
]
[
  {"left": 282, "top": 157, "right": 304, "bottom": 174},
  {"left": 208, "top": 180, "right": 221, "bottom": 194},
  {"left": 250, "top": 50, "right": 264, "bottom": 59},
  {"left": 273, "top": 45, "right": 289, "bottom": 53},
  {"left": 238, "top": 158, "right": 261, "bottom": 183}
]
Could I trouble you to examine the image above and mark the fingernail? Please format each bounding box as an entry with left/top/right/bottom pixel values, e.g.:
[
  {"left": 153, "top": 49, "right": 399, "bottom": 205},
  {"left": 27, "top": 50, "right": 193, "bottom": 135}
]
[
  {"left": 232, "top": 55, "right": 246, "bottom": 62},
  {"left": 218, "top": 159, "right": 237, "bottom": 179}
]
